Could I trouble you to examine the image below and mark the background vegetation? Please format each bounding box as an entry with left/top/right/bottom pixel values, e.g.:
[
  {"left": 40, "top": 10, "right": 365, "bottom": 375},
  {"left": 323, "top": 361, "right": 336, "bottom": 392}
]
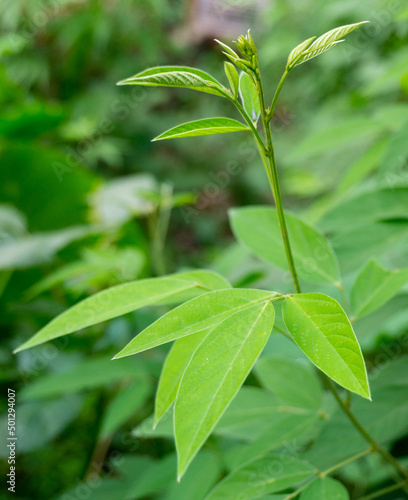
[{"left": 1, "top": 0, "right": 408, "bottom": 498}]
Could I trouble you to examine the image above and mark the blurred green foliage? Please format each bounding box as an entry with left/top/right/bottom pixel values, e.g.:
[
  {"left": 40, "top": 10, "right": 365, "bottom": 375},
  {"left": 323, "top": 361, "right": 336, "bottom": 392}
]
[{"left": 1, "top": 0, "right": 408, "bottom": 498}]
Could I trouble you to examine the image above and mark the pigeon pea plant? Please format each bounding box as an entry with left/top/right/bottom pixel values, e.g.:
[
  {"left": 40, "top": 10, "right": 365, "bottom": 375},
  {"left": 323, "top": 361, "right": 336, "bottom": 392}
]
[{"left": 15, "top": 22, "right": 408, "bottom": 498}]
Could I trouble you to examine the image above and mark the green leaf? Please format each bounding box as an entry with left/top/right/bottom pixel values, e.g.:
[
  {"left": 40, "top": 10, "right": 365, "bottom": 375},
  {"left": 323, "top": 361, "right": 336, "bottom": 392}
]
[
  {"left": 214, "top": 39, "right": 240, "bottom": 59},
  {"left": 227, "top": 413, "right": 317, "bottom": 470},
  {"left": 154, "top": 331, "right": 208, "bottom": 426},
  {"left": 114, "top": 288, "right": 276, "bottom": 359},
  {"left": 300, "top": 477, "right": 349, "bottom": 500},
  {"left": 224, "top": 62, "right": 239, "bottom": 98},
  {"left": 282, "top": 293, "right": 370, "bottom": 399},
  {"left": 303, "top": 379, "right": 408, "bottom": 469},
  {"left": 175, "top": 302, "right": 275, "bottom": 478},
  {"left": 230, "top": 206, "right": 340, "bottom": 284},
  {"left": 239, "top": 72, "right": 260, "bottom": 122},
  {"left": 338, "top": 139, "right": 388, "bottom": 194},
  {"left": 204, "top": 455, "right": 316, "bottom": 500},
  {"left": 100, "top": 381, "right": 151, "bottom": 438},
  {"left": 332, "top": 221, "right": 408, "bottom": 275},
  {"left": 152, "top": 118, "right": 249, "bottom": 141},
  {"left": 351, "top": 259, "right": 408, "bottom": 319},
  {"left": 14, "top": 270, "right": 230, "bottom": 353},
  {"left": 20, "top": 357, "right": 144, "bottom": 400},
  {"left": 286, "top": 37, "right": 316, "bottom": 70},
  {"left": 291, "top": 22, "right": 368, "bottom": 68},
  {"left": 117, "top": 66, "right": 226, "bottom": 96},
  {"left": 319, "top": 187, "right": 408, "bottom": 233},
  {"left": 255, "top": 356, "right": 322, "bottom": 410},
  {"left": 163, "top": 450, "right": 221, "bottom": 500}
]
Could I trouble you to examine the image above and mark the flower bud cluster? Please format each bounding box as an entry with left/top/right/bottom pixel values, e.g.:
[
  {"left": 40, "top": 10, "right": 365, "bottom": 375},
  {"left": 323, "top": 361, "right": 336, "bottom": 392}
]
[{"left": 215, "top": 30, "right": 258, "bottom": 74}]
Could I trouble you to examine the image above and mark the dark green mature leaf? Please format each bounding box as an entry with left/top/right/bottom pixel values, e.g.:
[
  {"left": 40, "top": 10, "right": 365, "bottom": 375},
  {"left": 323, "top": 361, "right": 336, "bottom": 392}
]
[
  {"left": 117, "top": 66, "right": 226, "bottom": 96},
  {"left": 205, "top": 455, "right": 316, "bottom": 499},
  {"left": 283, "top": 293, "right": 370, "bottom": 398},
  {"left": 114, "top": 288, "right": 276, "bottom": 358},
  {"left": 300, "top": 477, "right": 349, "bottom": 500},
  {"left": 303, "top": 383, "right": 408, "bottom": 469},
  {"left": 239, "top": 72, "right": 260, "bottom": 122},
  {"left": 255, "top": 356, "right": 322, "bottom": 410},
  {"left": 14, "top": 270, "right": 230, "bottom": 353},
  {"left": 351, "top": 259, "right": 408, "bottom": 318},
  {"left": 154, "top": 331, "right": 208, "bottom": 426},
  {"left": 100, "top": 381, "right": 151, "bottom": 438},
  {"left": 227, "top": 413, "right": 317, "bottom": 470},
  {"left": 175, "top": 302, "right": 275, "bottom": 478},
  {"left": 20, "top": 357, "right": 144, "bottom": 400},
  {"left": 319, "top": 187, "right": 408, "bottom": 233},
  {"left": 230, "top": 206, "right": 340, "bottom": 284},
  {"left": 163, "top": 450, "right": 221, "bottom": 500},
  {"left": 332, "top": 221, "right": 408, "bottom": 274},
  {"left": 152, "top": 118, "right": 249, "bottom": 141},
  {"left": 288, "top": 22, "right": 368, "bottom": 69}
]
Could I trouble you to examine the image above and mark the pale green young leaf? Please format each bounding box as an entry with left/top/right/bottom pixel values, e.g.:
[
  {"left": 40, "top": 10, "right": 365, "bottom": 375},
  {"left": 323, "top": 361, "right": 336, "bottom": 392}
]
[
  {"left": 154, "top": 331, "right": 208, "bottom": 426},
  {"left": 204, "top": 455, "right": 316, "bottom": 500},
  {"left": 300, "top": 477, "right": 349, "bottom": 500},
  {"left": 230, "top": 206, "right": 340, "bottom": 284},
  {"left": 290, "top": 22, "right": 368, "bottom": 68},
  {"left": 214, "top": 39, "right": 240, "bottom": 59},
  {"left": 239, "top": 72, "right": 260, "bottom": 122},
  {"left": 295, "top": 41, "right": 344, "bottom": 66},
  {"left": 114, "top": 288, "right": 276, "bottom": 359},
  {"left": 14, "top": 270, "right": 230, "bottom": 353},
  {"left": 255, "top": 356, "right": 322, "bottom": 410},
  {"left": 224, "top": 62, "right": 239, "bottom": 98},
  {"left": 175, "top": 302, "right": 275, "bottom": 478},
  {"left": 286, "top": 36, "right": 316, "bottom": 70},
  {"left": 152, "top": 118, "right": 249, "bottom": 141},
  {"left": 351, "top": 259, "right": 408, "bottom": 318},
  {"left": 117, "top": 66, "right": 226, "bottom": 96},
  {"left": 283, "top": 293, "right": 370, "bottom": 399}
]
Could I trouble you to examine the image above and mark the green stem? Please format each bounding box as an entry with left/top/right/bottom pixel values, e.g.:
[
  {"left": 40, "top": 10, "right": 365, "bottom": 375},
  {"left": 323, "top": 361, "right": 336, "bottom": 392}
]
[
  {"left": 321, "top": 447, "right": 372, "bottom": 477},
  {"left": 284, "top": 449, "right": 372, "bottom": 499},
  {"left": 255, "top": 69, "right": 301, "bottom": 294},
  {"left": 358, "top": 479, "right": 408, "bottom": 500},
  {"left": 269, "top": 69, "right": 289, "bottom": 121},
  {"left": 325, "top": 377, "right": 408, "bottom": 480}
]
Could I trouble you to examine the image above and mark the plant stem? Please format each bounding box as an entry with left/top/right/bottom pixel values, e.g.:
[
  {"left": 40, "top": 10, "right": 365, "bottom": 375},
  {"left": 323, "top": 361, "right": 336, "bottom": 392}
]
[
  {"left": 325, "top": 377, "right": 408, "bottom": 480},
  {"left": 321, "top": 447, "right": 372, "bottom": 476},
  {"left": 284, "top": 449, "right": 372, "bottom": 499},
  {"left": 269, "top": 69, "right": 289, "bottom": 120},
  {"left": 255, "top": 69, "right": 301, "bottom": 294},
  {"left": 358, "top": 479, "right": 408, "bottom": 500}
]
